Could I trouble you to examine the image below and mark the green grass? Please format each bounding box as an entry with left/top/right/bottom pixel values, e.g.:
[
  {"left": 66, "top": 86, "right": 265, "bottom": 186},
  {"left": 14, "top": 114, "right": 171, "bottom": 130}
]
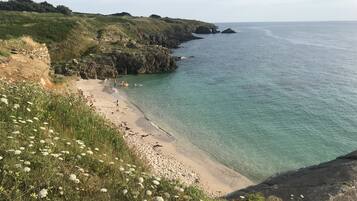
[
  {"left": 0, "top": 80, "right": 217, "bottom": 201},
  {"left": 0, "top": 11, "right": 214, "bottom": 65}
]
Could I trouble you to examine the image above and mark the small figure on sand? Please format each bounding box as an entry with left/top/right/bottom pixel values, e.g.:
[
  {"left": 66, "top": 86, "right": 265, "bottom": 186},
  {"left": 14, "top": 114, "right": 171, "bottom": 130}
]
[{"left": 120, "top": 81, "right": 129, "bottom": 88}]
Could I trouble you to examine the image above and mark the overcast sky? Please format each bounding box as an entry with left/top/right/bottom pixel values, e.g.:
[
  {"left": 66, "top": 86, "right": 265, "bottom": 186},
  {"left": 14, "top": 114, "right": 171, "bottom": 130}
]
[{"left": 34, "top": 0, "right": 357, "bottom": 22}]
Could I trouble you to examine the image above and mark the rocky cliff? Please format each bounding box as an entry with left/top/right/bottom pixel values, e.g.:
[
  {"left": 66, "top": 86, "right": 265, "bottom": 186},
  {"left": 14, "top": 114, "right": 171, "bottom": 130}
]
[
  {"left": 226, "top": 150, "right": 357, "bottom": 201},
  {"left": 0, "top": 11, "right": 216, "bottom": 79}
]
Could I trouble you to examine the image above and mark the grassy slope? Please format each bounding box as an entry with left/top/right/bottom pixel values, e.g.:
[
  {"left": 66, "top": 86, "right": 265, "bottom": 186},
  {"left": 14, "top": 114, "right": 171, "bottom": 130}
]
[
  {"left": 0, "top": 80, "right": 217, "bottom": 201},
  {"left": 0, "top": 11, "right": 212, "bottom": 64}
]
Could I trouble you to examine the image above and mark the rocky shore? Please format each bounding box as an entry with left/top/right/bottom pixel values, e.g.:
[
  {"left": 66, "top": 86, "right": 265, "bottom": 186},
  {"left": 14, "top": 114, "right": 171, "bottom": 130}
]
[{"left": 76, "top": 79, "right": 253, "bottom": 197}]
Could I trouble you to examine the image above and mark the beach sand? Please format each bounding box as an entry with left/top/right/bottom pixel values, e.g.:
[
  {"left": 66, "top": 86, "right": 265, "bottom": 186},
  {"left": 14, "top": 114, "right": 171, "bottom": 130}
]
[{"left": 76, "top": 79, "right": 253, "bottom": 197}]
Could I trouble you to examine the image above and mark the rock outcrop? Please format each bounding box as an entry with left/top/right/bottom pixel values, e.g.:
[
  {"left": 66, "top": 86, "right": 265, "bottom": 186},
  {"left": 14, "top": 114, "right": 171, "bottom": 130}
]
[
  {"left": 226, "top": 150, "right": 357, "bottom": 201},
  {"left": 194, "top": 26, "right": 220, "bottom": 34},
  {"left": 222, "top": 28, "right": 236, "bottom": 34}
]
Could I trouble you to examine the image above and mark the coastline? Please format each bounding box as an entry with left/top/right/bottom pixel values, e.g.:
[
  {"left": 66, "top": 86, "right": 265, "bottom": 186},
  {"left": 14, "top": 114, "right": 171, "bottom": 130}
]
[{"left": 76, "top": 79, "right": 253, "bottom": 197}]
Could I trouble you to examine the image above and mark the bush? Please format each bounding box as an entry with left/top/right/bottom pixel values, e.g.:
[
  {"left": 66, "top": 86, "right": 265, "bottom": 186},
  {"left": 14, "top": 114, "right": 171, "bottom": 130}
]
[{"left": 0, "top": 0, "right": 72, "bottom": 15}]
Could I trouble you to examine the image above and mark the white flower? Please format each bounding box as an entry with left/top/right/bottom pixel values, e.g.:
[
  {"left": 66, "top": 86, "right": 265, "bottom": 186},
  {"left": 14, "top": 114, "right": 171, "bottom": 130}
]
[
  {"left": 40, "top": 140, "right": 45, "bottom": 144},
  {"left": 27, "top": 101, "right": 33, "bottom": 105},
  {"left": 26, "top": 108, "right": 31, "bottom": 112},
  {"left": 69, "top": 174, "right": 77, "bottom": 181},
  {"left": 49, "top": 129, "right": 54, "bottom": 134},
  {"left": 12, "top": 131, "right": 20, "bottom": 134},
  {"left": 122, "top": 189, "right": 128, "bottom": 195},
  {"left": 100, "top": 188, "right": 108, "bottom": 193},
  {"left": 146, "top": 190, "right": 152, "bottom": 196},
  {"left": 54, "top": 137, "right": 60, "bottom": 141},
  {"left": 152, "top": 180, "right": 160, "bottom": 185},
  {"left": 109, "top": 162, "right": 114, "bottom": 165},
  {"left": 300, "top": 195, "right": 305, "bottom": 199},
  {"left": 33, "top": 117, "right": 39, "bottom": 121},
  {"left": 40, "top": 127, "right": 46, "bottom": 130},
  {"left": 94, "top": 148, "right": 99, "bottom": 151},
  {"left": 23, "top": 167, "right": 31, "bottom": 172},
  {"left": 86, "top": 150, "right": 93, "bottom": 155},
  {"left": 0, "top": 97, "right": 8, "bottom": 105},
  {"left": 154, "top": 196, "right": 164, "bottom": 201},
  {"left": 119, "top": 167, "right": 125, "bottom": 171},
  {"left": 138, "top": 177, "right": 144, "bottom": 183},
  {"left": 38, "top": 189, "right": 48, "bottom": 198},
  {"left": 14, "top": 150, "right": 21, "bottom": 155},
  {"left": 19, "top": 147, "right": 25, "bottom": 150},
  {"left": 0, "top": 156, "right": 3, "bottom": 160},
  {"left": 24, "top": 161, "right": 31, "bottom": 165},
  {"left": 13, "top": 104, "right": 20, "bottom": 109}
]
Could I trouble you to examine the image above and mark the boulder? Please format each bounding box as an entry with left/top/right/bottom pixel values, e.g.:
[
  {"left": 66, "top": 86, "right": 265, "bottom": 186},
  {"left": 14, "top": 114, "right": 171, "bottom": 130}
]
[
  {"left": 226, "top": 150, "right": 357, "bottom": 201},
  {"left": 222, "top": 28, "right": 236, "bottom": 34}
]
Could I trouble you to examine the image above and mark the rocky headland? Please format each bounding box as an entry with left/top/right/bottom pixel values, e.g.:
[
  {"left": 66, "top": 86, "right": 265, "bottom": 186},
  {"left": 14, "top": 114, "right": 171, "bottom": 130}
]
[{"left": 227, "top": 150, "right": 357, "bottom": 201}]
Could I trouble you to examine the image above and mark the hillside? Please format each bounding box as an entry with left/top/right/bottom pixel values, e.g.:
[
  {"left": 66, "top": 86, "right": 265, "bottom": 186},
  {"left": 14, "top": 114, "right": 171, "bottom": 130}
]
[{"left": 0, "top": 11, "right": 217, "bottom": 79}]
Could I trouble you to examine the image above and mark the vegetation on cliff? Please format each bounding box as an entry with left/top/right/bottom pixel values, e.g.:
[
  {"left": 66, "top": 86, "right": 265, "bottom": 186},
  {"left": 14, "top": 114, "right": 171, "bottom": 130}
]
[
  {"left": 0, "top": 9, "right": 215, "bottom": 79},
  {"left": 0, "top": 79, "right": 220, "bottom": 201},
  {"left": 0, "top": 0, "right": 72, "bottom": 15}
]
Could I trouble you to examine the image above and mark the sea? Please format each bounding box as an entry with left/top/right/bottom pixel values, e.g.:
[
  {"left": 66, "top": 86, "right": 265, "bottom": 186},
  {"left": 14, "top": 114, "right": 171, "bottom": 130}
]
[{"left": 121, "top": 21, "right": 357, "bottom": 182}]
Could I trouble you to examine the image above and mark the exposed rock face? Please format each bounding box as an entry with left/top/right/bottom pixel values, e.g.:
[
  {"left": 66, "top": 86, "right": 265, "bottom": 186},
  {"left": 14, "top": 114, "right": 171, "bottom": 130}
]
[
  {"left": 222, "top": 28, "right": 236, "bottom": 34},
  {"left": 194, "top": 26, "right": 219, "bottom": 34},
  {"left": 226, "top": 150, "right": 357, "bottom": 201}
]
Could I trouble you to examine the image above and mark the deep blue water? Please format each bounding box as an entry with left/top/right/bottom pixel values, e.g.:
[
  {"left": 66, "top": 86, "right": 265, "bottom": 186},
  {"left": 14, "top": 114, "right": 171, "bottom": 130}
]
[{"left": 122, "top": 21, "right": 357, "bottom": 181}]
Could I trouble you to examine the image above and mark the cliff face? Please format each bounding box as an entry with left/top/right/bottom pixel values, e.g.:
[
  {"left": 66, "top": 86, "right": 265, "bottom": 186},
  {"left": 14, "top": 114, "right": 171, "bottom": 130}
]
[
  {"left": 0, "top": 12, "right": 216, "bottom": 79},
  {"left": 0, "top": 37, "right": 52, "bottom": 87},
  {"left": 226, "top": 150, "right": 357, "bottom": 201}
]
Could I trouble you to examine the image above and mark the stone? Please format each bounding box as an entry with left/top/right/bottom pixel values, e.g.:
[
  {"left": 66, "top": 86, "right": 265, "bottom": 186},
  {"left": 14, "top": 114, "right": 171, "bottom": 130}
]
[
  {"left": 226, "top": 150, "right": 357, "bottom": 201},
  {"left": 222, "top": 28, "right": 236, "bottom": 34}
]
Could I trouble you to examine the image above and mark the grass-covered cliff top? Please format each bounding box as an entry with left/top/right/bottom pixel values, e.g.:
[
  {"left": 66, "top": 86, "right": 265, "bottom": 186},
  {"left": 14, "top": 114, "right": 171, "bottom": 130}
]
[
  {"left": 0, "top": 79, "right": 218, "bottom": 201},
  {"left": 0, "top": 11, "right": 214, "bottom": 64}
]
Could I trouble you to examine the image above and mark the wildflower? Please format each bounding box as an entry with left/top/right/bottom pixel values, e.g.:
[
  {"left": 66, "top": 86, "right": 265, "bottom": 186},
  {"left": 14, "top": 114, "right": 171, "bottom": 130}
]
[
  {"left": 154, "top": 196, "right": 164, "bottom": 201},
  {"left": 14, "top": 150, "right": 21, "bottom": 155},
  {"left": 40, "top": 140, "right": 45, "bottom": 144},
  {"left": 164, "top": 193, "right": 170, "bottom": 198},
  {"left": 146, "top": 190, "right": 152, "bottom": 196},
  {"left": 69, "top": 174, "right": 80, "bottom": 183},
  {"left": 24, "top": 161, "right": 31, "bottom": 165},
  {"left": 100, "top": 188, "right": 108, "bottom": 193},
  {"left": 30, "top": 192, "right": 38, "bottom": 199},
  {"left": 86, "top": 150, "right": 93, "bottom": 155},
  {"left": 43, "top": 122, "right": 48, "bottom": 125},
  {"left": 49, "top": 129, "right": 54, "bottom": 134},
  {"left": 94, "top": 148, "right": 99, "bottom": 151},
  {"left": 13, "top": 104, "right": 20, "bottom": 109},
  {"left": 0, "top": 98, "right": 8, "bottom": 105},
  {"left": 98, "top": 160, "right": 104, "bottom": 163},
  {"left": 300, "top": 195, "right": 305, "bottom": 199},
  {"left": 33, "top": 129, "right": 37, "bottom": 132},
  {"left": 54, "top": 137, "right": 60, "bottom": 140},
  {"left": 153, "top": 180, "right": 160, "bottom": 185},
  {"left": 119, "top": 167, "right": 125, "bottom": 171},
  {"left": 26, "top": 108, "right": 31, "bottom": 112},
  {"left": 122, "top": 189, "right": 128, "bottom": 195},
  {"left": 38, "top": 189, "right": 48, "bottom": 198},
  {"left": 23, "top": 167, "right": 31, "bottom": 172},
  {"left": 27, "top": 101, "right": 33, "bottom": 105},
  {"left": 138, "top": 177, "right": 144, "bottom": 183},
  {"left": 109, "top": 162, "right": 114, "bottom": 165},
  {"left": 15, "top": 164, "right": 22, "bottom": 168},
  {"left": 33, "top": 117, "right": 39, "bottom": 121},
  {"left": 27, "top": 119, "right": 33, "bottom": 123},
  {"left": 40, "top": 127, "right": 46, "bottom": 130},
  {"left": 0, "top": 156, "right": 3, "bottom": 160},
  {"left": 19, "top": 147, "right": 25, "bottom": 150}
]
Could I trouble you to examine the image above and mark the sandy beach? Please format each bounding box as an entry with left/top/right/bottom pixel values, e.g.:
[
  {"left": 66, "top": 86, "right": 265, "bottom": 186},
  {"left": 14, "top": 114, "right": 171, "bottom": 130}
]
[{"left": 76, "top": 79, "right": 253, "bottom": 197}]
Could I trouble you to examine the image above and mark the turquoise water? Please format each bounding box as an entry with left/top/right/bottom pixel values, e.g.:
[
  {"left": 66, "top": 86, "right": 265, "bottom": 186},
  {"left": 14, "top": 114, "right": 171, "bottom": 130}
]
[{"left": 122, "top": 21, "right": 357, "bottom": 182}]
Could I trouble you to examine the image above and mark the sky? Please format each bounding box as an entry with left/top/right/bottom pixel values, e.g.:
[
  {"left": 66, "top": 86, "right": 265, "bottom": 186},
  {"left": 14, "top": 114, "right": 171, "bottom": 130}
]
[{"left": 34, "top": 0, "right": 357, "bottom": 23}]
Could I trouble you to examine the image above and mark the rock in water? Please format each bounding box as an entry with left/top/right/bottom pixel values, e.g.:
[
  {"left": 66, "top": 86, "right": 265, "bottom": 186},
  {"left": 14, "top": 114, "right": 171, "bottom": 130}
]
[
  {"left": 226, "top": 150, "right": 357, "bottom": 201},
  {"left": 222, "top": 28, "right": 236, "bottom": 34}
]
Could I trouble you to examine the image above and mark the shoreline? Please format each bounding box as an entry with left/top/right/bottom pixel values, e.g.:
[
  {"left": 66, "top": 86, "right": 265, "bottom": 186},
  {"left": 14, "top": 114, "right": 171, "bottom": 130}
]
[{"left": 76, "top": 79, "right": 253, "bottom": 197}]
